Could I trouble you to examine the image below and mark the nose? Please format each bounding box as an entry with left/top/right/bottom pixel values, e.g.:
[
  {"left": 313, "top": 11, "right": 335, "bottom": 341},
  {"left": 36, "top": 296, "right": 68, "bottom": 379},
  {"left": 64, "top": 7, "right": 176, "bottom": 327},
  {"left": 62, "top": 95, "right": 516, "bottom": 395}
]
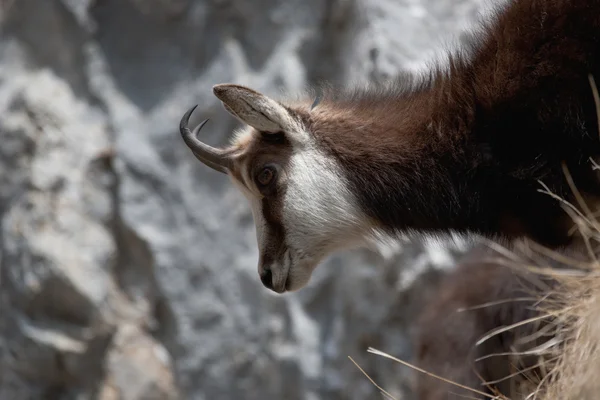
[{"left": 260, "top": 268, "right": 274, "bottom": 291}]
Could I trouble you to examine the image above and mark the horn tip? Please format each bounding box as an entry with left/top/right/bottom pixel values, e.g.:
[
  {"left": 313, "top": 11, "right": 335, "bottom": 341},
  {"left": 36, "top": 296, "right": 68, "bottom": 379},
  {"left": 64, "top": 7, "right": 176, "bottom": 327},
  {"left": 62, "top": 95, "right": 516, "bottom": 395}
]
[
  {"left": 180, "top": 105, "right": 199, "bottom": 132},
  {"left": 193, "top": 119, "right": 210, "bottom": 138},
  {"left": 186, "top": 104, "right": 199, "bottom": 117}
]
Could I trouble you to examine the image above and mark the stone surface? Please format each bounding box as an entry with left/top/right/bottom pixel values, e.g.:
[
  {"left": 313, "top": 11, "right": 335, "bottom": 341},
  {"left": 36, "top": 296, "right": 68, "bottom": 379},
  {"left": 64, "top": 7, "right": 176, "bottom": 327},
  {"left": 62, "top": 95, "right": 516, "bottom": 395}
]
[{"left": 0, "top": 0, "right": 491, "bottom": 399}]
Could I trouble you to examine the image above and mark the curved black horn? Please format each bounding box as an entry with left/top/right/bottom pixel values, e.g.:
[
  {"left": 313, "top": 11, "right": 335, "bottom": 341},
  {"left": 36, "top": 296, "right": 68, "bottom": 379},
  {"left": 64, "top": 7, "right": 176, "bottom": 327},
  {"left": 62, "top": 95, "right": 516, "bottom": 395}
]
[{"left": 179, "top": 105, "right": 231, "bottom": 174}]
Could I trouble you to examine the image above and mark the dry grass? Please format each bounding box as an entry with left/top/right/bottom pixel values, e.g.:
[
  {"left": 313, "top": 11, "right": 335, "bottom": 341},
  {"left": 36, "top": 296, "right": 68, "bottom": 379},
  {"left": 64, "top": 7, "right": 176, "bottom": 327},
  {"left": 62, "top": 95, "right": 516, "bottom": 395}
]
[
  {"left": 350, "top": 75, "right": 600, "bottom": 399},
  {"left": 533, "top": 74, "right": 600, "bottom": 400},
  {"left": 535, "top": 275, "right": 600, "bottom": 400}
]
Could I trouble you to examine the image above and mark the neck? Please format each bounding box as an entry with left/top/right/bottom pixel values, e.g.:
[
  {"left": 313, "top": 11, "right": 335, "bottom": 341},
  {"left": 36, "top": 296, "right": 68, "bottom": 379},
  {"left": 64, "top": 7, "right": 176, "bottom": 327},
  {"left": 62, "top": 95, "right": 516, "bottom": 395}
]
[
  {"left": 305, "top": 0, "right": 600, "bottom": 250},
  {"left": 311, "top": 67, "right": 577, "bottom": 249}
]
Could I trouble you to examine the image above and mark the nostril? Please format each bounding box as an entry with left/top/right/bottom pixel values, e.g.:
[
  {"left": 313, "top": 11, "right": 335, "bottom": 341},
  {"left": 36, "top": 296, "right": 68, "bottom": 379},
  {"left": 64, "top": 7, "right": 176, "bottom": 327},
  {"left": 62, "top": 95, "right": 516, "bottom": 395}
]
[{"left": 260, "top": 269, "right": 274, "bottom": 290}]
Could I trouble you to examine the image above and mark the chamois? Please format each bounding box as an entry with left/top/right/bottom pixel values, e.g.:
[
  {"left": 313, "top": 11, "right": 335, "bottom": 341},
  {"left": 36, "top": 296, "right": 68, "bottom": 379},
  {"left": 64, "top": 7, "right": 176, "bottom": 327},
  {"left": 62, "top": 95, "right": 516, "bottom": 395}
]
[{"left": 179, "top": 0, "right": 600, "bottom": 293}]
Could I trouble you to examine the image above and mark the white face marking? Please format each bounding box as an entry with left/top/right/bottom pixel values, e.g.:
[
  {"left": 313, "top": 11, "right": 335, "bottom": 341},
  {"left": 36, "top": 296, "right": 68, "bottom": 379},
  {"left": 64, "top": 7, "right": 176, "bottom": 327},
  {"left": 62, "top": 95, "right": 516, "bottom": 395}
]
[{"left": 281, "top": 144, "right": 368, "bottom": 289}]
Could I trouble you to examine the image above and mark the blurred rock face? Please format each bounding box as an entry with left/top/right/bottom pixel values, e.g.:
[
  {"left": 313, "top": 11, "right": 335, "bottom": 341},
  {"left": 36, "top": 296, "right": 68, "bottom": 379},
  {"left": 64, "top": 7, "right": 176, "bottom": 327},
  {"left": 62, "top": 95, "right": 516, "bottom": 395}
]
[{"left": 0, "top": 0, "right": 488, "bottom": 399}]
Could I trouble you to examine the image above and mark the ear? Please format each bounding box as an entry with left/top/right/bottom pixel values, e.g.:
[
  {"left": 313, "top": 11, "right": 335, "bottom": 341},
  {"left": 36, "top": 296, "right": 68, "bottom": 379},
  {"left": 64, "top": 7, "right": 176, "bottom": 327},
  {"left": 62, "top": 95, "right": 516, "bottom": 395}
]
[{"left": 213, "top": 84, "right": 297, "bottom": 133}]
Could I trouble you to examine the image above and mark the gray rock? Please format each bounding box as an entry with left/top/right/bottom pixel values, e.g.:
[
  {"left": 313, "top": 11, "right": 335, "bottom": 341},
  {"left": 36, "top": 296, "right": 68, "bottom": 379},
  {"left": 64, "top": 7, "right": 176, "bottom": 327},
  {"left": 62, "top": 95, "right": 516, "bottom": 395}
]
[
  {"left": 0, "top": 0, "right": 493, "bottom": 399},
  {"left": 100, "top": 324, "right": 178, "bottom": 400}
]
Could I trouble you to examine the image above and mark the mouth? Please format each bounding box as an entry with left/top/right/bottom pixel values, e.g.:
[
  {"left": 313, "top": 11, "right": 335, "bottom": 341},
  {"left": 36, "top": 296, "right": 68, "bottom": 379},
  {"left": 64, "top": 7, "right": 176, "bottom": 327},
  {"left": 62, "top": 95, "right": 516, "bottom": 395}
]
[
  {"left": 270, "top": 251, "right": 291, "bottom": 294},
  {"left": 272, "top": 275, "right": 289, "bottom": 294}
]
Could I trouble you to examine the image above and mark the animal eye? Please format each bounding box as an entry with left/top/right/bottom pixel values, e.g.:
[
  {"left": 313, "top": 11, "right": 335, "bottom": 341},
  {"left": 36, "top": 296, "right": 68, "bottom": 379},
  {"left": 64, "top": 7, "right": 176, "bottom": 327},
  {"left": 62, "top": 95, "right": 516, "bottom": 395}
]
[{"left": 256, "top": 166, "right": 276, "bottom": 187}]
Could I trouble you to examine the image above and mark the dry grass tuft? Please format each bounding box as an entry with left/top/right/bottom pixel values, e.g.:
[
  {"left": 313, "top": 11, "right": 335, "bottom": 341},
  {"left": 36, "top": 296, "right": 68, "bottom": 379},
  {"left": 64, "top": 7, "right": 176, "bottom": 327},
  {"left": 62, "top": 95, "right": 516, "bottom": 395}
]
[
  {"left": 531, "top": 74, "right": 600, "bottom": 400},
  {"left": 535, "top": 275, "right": 600, "bottom": 400}
]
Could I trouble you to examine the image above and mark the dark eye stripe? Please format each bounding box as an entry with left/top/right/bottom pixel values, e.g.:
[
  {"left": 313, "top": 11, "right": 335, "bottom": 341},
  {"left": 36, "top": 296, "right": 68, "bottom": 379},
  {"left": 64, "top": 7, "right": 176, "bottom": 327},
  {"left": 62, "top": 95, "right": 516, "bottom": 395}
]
[{"left": 260, "top": 197, "right": 286, "bottom": 260}]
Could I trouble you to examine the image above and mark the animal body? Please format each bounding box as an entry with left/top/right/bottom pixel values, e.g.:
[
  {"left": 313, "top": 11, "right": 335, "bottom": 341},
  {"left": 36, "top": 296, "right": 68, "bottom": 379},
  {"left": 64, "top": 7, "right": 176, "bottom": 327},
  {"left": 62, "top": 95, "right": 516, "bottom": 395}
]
[
  {"left": 412, "top": 245, "right": 555, "bottom": 399},
  {"left": 179, "top": 0, "right": 600, "bottom": 293}
]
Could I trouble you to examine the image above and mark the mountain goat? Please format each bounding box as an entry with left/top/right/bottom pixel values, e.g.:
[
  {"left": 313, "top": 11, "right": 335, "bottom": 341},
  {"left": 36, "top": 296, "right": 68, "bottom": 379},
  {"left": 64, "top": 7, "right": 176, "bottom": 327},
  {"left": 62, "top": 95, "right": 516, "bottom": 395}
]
[{"left": 179, "top": 0, "right": 600, "bottom": 293}]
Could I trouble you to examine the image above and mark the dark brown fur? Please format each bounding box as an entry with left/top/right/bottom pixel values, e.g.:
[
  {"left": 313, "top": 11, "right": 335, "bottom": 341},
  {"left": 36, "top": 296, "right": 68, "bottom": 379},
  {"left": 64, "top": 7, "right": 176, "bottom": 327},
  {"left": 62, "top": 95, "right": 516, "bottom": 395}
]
[
  {"left": 300, "top": 0, "right": 600, "bottom": 249},
  {"left": 412, "top": 246, "right": 556, "bottom": 399}
]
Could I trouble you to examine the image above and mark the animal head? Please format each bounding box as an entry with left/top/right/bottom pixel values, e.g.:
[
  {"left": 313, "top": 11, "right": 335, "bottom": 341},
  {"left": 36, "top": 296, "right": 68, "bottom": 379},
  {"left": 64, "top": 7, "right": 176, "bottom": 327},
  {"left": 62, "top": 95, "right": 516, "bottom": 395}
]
[{"left": 180, "top": 84, "right": 374, "bottom": 293}]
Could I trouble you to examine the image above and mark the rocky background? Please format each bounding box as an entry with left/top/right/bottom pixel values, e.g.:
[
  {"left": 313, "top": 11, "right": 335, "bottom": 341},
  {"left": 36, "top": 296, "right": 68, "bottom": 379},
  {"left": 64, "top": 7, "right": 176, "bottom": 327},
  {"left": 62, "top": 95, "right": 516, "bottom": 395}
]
[{"left": 0, "top": 0, "right": 491, "bottom": 399}]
